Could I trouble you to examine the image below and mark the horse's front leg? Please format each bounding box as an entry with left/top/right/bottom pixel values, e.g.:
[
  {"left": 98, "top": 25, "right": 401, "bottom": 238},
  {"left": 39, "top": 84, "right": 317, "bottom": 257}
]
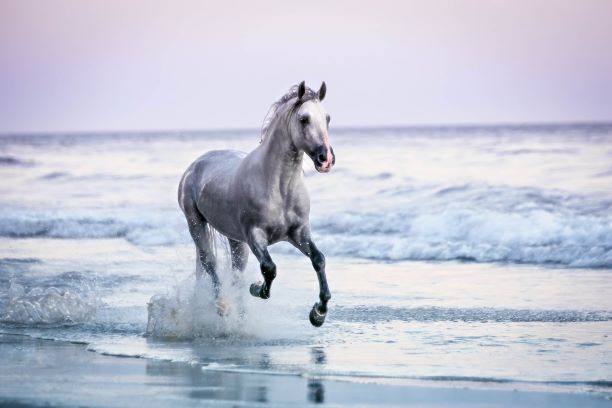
[
  {"left": 247, "top": 228, "right": 276, "bottom": 300},
  {"left": 289, "top": 226, "right": 331, "bottom": 327}
]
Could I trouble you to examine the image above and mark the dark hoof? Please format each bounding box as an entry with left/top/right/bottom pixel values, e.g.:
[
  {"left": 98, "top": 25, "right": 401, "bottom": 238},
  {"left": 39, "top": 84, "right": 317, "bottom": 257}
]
[
  {"left": 249, "top": 282, "right": 269, "bottom": 299},
  {"left": 309, "top": 303, "right": 326, "bottom": 327},
  {"left": 249, "top": 282, "right": 261, "bottom": 297}
]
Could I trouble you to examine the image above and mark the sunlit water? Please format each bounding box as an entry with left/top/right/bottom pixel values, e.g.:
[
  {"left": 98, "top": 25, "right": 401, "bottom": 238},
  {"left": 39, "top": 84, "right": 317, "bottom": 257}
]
[{"left": 0, "top": 125, "right": 611, "bottom": 394}]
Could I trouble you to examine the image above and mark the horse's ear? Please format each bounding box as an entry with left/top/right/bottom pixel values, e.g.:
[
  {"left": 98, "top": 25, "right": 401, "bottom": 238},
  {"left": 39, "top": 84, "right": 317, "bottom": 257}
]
[
  {"left": 297, "top": 81, "right": 306, "bottom": 100},
  {"left": 318, "top": 81, "right": 327, "bottom": 101}
]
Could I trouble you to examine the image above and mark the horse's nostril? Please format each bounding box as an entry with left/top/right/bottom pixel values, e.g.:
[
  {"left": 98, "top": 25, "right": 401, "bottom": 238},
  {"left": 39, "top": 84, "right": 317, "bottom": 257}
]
[{"left": 316, "top": 145, "right": 327, "bottom": 164}]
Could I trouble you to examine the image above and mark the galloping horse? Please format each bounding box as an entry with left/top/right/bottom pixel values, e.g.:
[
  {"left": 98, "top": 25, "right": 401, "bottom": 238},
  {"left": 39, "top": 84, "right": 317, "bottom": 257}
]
[{"left": 178, "top": 81, "right": 335, "bottom": 327}]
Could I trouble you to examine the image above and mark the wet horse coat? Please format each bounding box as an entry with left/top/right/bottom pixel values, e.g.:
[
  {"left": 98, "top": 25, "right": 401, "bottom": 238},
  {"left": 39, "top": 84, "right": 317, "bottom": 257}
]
[{"left": 178, "top": 81, "right": 335, "bottom": 326}]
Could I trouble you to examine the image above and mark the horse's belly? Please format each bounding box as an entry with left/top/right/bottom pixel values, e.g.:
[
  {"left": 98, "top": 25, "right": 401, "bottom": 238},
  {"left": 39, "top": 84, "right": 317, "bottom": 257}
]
[
  {"left": 191, "top": 152, "right": 247, "bottom": 241},
  {"left": 198, "top": 187, "right": 245, "bottom": 241}
]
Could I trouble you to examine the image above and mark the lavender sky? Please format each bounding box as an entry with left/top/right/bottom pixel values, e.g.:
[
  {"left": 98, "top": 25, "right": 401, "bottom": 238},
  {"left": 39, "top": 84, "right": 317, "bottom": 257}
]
[{"left": 1, "top": 0, "right": 611, "bottom": 133}]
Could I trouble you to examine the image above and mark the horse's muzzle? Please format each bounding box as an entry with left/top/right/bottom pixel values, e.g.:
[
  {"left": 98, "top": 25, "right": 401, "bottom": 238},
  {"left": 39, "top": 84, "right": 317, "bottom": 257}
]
[{"left": 314, "top": 145, "right": 335, "bottom": 173}]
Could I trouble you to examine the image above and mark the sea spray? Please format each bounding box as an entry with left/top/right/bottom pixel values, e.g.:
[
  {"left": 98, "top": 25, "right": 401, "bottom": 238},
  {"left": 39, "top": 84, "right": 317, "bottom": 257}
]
[
  {"left": 146, "top": 274, "right": 249, "bottom": 339},
  {"left": 146, "top": 261, "right": 313, "bottom": 341},
  {"left": 2, "top": 281, "right": 97, "bottom": 325}
]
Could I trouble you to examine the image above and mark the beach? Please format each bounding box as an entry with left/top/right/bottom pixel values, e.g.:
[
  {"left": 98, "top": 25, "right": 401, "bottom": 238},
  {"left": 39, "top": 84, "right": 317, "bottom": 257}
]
[
  {"left": 1, "top": 334, "right": 610, "bottom": 407},
  {"left": 1, "top": 125, "right": 611, "bottom": 406}
]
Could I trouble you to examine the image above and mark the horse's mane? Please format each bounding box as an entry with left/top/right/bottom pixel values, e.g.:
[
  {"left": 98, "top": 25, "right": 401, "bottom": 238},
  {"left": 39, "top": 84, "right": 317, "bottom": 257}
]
[{"left": 260, "top": 84, "right": 319, "bottom": 142}]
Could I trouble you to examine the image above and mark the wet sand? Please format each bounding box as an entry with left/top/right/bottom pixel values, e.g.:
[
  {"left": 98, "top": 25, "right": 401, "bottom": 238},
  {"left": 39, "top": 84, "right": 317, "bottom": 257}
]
[{"left": 0, "top": 334, "right": 609, "bottom": 407}]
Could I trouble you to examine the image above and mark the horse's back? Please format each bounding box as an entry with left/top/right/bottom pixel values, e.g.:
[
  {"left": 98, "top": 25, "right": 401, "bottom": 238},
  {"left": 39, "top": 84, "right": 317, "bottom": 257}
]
[{"left": 179, "top": 149, "right": 245, "bottom": 212}]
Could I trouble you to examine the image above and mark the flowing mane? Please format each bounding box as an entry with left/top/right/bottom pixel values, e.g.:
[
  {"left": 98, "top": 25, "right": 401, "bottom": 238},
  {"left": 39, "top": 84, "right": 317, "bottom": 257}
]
[{"left": 260, "top": 84, "right": 319, "bottom": 142}]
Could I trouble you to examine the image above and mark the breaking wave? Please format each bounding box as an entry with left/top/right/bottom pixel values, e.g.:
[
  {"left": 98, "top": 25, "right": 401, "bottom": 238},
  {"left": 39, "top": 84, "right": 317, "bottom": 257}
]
[
  {"left": 1, "top": 282, "right": 97, "bottom": 326},
  {"left": 0, "top": 209, "right": 184, "bottom": 246},
  {"left": 0, "top": 155, "right": 34, "bottom": 166},
  {"left": 310, "top": 207, "right": 612, "bottom": 268},
  {"left": 1, "top": 183, "right": 610, "bottom": 268}
]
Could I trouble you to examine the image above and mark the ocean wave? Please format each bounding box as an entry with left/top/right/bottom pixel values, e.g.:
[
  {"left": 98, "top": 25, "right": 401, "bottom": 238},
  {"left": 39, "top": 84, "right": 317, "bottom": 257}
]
[
  {"left": 1, "top": 282, "right": 97, "bottom": 326},
  {"left": 0, "top": 210, "right": 184, "bottom": 246},
  {"left": 1, "top": 207, "right": 611, "bottom": 267},
  {"left": 37, "top": 171, "right": 70, "bottom": 180},
  {"left": 593, "top": 168, "right": 612, "bottom": 178},
  {"left": 495, "top": 148, "right": 576, "bottom": 156},
  {"left": 331, "top": 305, "right": 612, "bottom": 324},
  {"left": 309, "top": 209, "right": 612, "bottom": 267},
  {"left": 307, "top": 184, "right": 612, "bottom": 268},
  {"left": 0, "top": 155, "right": 34, "bottom": 166},
  {"left": 1, "top": 182, "right": 611, "bottom": 267},
  {"left": 35, "top": 172, "right": 151, "bottom": 182}
]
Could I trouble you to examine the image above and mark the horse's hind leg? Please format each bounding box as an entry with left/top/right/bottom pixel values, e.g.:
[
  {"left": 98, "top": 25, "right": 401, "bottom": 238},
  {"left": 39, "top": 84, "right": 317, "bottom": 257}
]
[
  {"left": 228, "top": 238, "right": 249, "bottom": 273},
  {"left": 228, "top": 238, "right": 249, "bottom": 316},
  {"left": 228, "top": 238, "right": 248, "bottom": 285},
  {"left": 184, "top": 205, "right": 221, "bottom": 296}
]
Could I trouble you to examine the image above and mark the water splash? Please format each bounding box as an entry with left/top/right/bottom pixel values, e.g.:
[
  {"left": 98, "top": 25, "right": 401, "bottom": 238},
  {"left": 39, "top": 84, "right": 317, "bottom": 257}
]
[
  {"left": 2, "top": 282, "right": 97, "bottom": 325},
  {"left": 146, "top": 258, "right": 312, "bottom": 341},
  {"left": 146, "top": 275, "right": 250, "bottom": 339}
]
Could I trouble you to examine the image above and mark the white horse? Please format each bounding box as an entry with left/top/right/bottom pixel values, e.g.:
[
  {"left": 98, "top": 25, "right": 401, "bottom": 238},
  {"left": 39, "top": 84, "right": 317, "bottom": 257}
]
[{"left": 178, "top": 81, "right": 335, "bottom": 326}]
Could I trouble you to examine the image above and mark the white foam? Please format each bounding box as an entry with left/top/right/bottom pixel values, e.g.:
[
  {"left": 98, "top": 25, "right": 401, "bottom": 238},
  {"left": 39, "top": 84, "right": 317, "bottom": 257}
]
[
  {"left": 2, "top": 183, "right": 610, "bottom": 267},
  {"left": 308, "top": 206, "right": 612, "bottom": 268},
  {"left": 2, "top": 282, "right": 97, "bottom": 325},
  {"left": 147, "top": 276, "right": 281, "bottom": 340},
  {"left": 0, "top": 209, "right": 186, "bottom": 246},
  {"left": 146, "top": 254, "right": 311, "bottom": 341}
]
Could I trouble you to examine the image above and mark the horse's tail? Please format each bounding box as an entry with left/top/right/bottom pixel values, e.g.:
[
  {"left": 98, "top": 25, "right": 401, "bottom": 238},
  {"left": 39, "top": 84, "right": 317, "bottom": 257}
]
[{"left": 202, "top": 221, "right": 230, "bottom": 261}]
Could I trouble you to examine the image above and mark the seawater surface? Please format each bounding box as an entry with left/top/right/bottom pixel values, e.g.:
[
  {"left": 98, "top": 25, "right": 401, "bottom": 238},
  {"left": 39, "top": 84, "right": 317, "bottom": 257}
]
[{"left": 0, "top": 124, "right": 611, "bottom": 395}]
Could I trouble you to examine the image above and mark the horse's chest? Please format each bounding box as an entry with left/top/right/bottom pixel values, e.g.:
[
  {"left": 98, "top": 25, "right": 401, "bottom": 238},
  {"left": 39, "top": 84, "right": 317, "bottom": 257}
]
[{"left": 251, "top": 201, "right": 304, "bottom": 242}]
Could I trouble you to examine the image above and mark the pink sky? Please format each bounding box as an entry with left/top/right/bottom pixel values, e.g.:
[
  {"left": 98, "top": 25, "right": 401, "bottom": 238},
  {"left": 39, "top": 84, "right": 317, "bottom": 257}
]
[{"left": 1, "top": 0, "right": 611, "bottom": 133}]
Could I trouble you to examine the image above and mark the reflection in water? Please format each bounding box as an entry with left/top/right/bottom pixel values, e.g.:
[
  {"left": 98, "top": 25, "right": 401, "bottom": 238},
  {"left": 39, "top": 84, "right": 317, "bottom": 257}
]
[
  {"left": 142, "top": 348, "right": 332, "bottom": 404},
  {"left": 253, "top": 386, "right": 267, "bottom": 403},
  {"left": 311, "top": 347, "right": 327, "bottom": 365},
  {"left": 308, "top": 380, "right": 325, "bottom": 404},
  {"left": 258, "top": 352, "right": 271, "bottom": 370},
  {"left": 308, "top": 347, "right": 327, "bottom": 403},
  {"left": 145, "top": 359, "right": 268, "bottom": 403},
  {"left": 144, "top": 349, "right": 341, "bottom": 404}
]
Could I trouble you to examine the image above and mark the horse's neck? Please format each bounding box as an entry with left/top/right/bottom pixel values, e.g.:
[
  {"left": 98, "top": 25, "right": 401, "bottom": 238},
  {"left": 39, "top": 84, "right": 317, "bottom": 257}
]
[{"left": 258, "top": 123, "right": 304, "bottom": 196}]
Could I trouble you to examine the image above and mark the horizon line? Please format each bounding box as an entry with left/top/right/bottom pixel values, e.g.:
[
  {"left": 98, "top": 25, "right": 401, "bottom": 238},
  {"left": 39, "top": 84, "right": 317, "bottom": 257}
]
[{"left": 1, "top": 119, "right": 611, "bottom": 137}]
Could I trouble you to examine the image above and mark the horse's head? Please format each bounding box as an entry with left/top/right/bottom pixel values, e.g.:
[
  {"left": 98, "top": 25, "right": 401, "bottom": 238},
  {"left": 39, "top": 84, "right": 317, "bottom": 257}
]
[{"left": 290, "top": 81, "right": 335, "bottom": 173}]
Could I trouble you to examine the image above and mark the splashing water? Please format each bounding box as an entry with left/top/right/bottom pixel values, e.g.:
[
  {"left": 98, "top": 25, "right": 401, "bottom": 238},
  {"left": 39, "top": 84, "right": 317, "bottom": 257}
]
[
  {"left": 146, "top": 275, "right": 250, "bottom": 339},
  {"left": 2, "top": 282, "right": 97, "bottom": 325},
  {"left": 145, "top": 244, "right": 307, "bottom": 342}
]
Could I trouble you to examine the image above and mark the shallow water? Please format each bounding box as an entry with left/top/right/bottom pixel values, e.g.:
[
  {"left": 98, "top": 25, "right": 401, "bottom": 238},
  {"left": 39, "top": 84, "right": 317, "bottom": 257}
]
[{"left": 0, "top": 125, "right": 611, "bottom": 395}]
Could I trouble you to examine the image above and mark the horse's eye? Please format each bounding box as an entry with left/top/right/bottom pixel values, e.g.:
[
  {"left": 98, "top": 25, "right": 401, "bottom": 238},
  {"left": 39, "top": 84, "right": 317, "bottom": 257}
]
[{"left": 299, "top": 115, "right": 310, "bottom": 126}]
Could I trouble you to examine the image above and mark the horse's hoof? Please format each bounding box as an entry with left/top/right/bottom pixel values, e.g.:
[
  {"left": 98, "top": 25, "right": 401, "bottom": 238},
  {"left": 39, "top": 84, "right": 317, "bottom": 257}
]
[
  {"left": 249, "top": 282, "right": 269, "bottom": 299},
  {"left": 249, "top": 282, "right": 261, "bottom": 297},
  {"left": 216, "top": 296, "right": 230, "bottom": 316},
  {"left": 309, "top": 303, "right": 326, "bottom": 327}
]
